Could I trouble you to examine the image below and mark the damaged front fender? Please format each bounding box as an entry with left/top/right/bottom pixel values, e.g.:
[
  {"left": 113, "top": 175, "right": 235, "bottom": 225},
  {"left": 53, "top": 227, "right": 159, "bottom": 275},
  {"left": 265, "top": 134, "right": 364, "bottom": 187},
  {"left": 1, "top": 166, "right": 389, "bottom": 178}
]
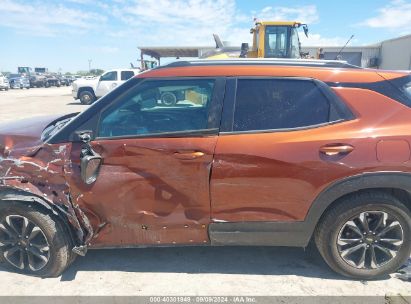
[{"left": 0, "top": 141, "right": 94, "bottom": 253}]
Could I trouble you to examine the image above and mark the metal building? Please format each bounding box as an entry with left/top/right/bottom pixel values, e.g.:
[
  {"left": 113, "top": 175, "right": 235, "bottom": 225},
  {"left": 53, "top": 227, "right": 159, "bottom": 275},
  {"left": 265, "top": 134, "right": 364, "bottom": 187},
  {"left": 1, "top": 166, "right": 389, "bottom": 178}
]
[
  {"left": 139, "top": 34, "right": 411, "bottom": 70},
  {"left": 302, "top": 34, "right": 411, "bottom": 70}
]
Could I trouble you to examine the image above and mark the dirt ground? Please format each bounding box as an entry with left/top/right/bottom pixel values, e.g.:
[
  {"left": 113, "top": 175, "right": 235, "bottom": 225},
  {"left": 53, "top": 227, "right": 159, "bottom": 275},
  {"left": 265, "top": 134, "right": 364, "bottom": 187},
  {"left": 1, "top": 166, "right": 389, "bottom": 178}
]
[{"left": 0, "top": 87, "right": 409, "bottom": 297}]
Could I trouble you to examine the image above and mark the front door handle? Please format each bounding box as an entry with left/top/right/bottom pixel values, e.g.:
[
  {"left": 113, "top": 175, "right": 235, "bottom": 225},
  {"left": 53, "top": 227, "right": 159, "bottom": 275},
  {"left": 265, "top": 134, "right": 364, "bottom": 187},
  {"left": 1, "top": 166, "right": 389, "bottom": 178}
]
[
  {"left": 173, "top": 151, "right": 205, "bottom": 160},
  {"left": 320, "top": 144, "right": 354, "bottom": 156}
]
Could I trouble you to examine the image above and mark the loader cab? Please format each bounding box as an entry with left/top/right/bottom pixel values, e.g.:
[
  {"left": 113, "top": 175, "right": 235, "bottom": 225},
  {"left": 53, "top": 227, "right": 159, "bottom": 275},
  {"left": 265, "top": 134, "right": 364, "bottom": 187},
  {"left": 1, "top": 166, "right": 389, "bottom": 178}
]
[{"left": 250, "top": 21, "right": 308, "bottom": 59}]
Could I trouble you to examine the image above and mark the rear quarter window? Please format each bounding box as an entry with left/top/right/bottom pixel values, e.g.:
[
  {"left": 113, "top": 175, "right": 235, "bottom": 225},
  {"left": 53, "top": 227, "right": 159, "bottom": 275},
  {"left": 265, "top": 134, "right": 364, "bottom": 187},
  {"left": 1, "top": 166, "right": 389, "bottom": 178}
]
[
  {"left": 388, "top": 75, "right": 411, "bottom": 107},
  {"left": 121, "top": 71, "right": 135, "bottom": 81},
  {"left": 402, "top": 77, "right": 411, "bottom": 99}
]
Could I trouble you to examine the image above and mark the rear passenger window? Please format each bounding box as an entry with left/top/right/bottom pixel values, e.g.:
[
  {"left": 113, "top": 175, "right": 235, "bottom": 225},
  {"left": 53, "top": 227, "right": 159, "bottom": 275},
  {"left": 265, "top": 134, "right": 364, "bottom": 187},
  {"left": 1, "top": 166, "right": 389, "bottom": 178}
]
[
  {"left": 121, "top": 71, "right": 135, "bottom": 81},
  {"left": 233, "top": 79, "right": 334, "bottom": 132}
]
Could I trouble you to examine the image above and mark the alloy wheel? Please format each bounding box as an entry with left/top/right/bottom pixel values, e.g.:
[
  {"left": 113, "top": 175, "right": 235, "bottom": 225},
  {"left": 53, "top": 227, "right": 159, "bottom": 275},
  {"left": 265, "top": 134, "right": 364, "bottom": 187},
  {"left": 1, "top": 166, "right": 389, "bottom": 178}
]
[
  {"left": 337, "top": 211, "right": 404, "bottom": 269},
  {"left": 0, "top": 215, "right": 50, "bottom": 271}
]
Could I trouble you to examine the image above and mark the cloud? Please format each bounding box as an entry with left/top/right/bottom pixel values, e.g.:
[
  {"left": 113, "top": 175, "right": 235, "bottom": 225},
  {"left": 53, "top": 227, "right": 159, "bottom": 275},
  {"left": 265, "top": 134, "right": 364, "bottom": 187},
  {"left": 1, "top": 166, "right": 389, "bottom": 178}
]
[
  {"left": 108, "top": 0, "right": 243, "bottom": 46},
  {"left": 253, "top": 5, "right": 319, "bottom": 24},
  {"left": 0, "top": 0, "right": 106, "bottom": 36},
  {"left": 0, "top": 0, "right": 343, "bottom": 52},
  {"left": 107, "top": 1, "right": 322, "bottom": 47},
  {"left": 361, "top": 0, "right": 411, "bottom": 30},
  {"left": 300, "top": 33, "right": 350, "bottom": 46},
  {"left": 0, "top": 0, "right": 326, "bottom": 46}
]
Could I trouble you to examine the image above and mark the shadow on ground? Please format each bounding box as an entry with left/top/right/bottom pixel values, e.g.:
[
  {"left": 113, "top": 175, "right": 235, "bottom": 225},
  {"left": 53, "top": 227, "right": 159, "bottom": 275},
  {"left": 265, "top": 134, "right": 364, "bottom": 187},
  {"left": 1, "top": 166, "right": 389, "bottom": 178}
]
[
  {"left": 66, "top": 102, "right": 85, "bottom": 106},
  {"left": 56, "top": 246, "right": 349, "bottom": 281}
]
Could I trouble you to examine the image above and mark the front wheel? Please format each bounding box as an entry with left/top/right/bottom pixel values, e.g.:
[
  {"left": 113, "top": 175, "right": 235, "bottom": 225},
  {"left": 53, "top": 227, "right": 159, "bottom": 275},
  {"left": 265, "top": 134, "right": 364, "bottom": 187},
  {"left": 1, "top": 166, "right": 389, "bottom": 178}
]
[
  {"left": 79, "top": 91, "right": 95, "bottom": 105},
  {"left": 315, "top": 191, "right": 411, "bottom": 279},
  {"left": 0, "top": 202, "right": 74, "bottom": 277}
]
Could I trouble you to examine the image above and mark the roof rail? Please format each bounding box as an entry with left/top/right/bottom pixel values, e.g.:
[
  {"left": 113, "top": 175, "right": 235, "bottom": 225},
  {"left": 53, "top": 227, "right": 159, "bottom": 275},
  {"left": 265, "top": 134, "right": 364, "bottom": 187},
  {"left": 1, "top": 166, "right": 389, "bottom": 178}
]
[{"left": 160, "top": 58, "right": 361, "bottom": 69}]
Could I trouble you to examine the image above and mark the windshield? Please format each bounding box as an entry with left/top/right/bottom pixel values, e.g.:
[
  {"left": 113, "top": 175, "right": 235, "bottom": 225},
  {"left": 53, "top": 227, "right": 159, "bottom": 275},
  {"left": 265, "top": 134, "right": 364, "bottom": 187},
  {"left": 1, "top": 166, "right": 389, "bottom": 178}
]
[
  {"left": 265, "top": 26, "right": 289, "bottom": 58},
  {"left": 264, "top": 26, "right": 301, "bottom": 58},
  {"left": 41, "top": 116, "right": 76, "bottom": 142}
]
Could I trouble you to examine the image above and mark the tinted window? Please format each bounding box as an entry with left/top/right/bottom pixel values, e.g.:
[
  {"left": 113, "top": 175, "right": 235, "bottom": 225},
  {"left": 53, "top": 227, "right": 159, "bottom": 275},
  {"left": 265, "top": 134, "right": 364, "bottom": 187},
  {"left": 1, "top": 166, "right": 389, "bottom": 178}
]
[
  {"left": 121, "top": 71, "right": 134, "bottom": 81},
  {"left": 234, "top": 79, "right": 331, "bottom": 132},
  {"left": 401, "top": 77, "right": 411, "bottom": 100},
  {"left": 98, "top": 79, "right": 215, "bottom": 138},
  {"left": 100, "top": 71, "right": 117, "bottom": 81}
]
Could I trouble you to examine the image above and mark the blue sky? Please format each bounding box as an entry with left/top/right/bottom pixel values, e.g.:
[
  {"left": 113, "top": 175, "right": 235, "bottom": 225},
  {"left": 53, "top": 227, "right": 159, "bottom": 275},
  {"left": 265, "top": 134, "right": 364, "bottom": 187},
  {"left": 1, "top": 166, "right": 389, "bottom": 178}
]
[{"left": 0, "top": 0, "right": 410, "bottom": 73}]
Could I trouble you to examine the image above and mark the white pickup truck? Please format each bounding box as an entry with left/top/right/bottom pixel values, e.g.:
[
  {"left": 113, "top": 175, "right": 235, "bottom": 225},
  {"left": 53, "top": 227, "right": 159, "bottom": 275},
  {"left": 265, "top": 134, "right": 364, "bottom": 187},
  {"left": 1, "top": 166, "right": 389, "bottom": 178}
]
[
  {"left": 0, "top": 73, "right": 10, "bottom": 91},
  {"left": 72, "top": 69, "right": 139, "bottom": 104}
]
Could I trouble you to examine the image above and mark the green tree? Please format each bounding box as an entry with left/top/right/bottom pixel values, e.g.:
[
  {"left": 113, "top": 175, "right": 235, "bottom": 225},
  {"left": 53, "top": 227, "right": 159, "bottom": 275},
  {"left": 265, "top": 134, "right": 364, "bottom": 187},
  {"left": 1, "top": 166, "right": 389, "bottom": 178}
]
[{"left": 89, "top": 69, "right": 105, "bottom": 76}]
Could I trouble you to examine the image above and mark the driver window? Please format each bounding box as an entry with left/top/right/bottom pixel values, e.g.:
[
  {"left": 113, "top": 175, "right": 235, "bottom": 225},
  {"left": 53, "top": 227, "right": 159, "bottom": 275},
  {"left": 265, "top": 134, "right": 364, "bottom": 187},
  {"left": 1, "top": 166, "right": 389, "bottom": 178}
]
[
  {"left": 100, "top": 71, "right": 118, "bottom": 81},
  {"left": 98, "top": 79, "right": 215, "bottom": 138}
]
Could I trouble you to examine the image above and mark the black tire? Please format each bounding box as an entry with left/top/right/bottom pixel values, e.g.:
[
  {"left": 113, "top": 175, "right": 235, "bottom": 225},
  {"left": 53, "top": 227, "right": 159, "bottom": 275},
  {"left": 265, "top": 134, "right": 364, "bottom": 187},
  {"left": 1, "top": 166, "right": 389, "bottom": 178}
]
[
  {"left": 79, "top": 90, "right": 95, "bottom": 105},
  {"left": 161, "top": 92, "right": 177, "bottom": 106},
  {"left": 0, "top": 202, "right": 74, "bottom": 277},
  {"left": 315, "top": 191, "right": 411, "bottom": 280},
  {"left": 45, "top": 82, "right": 50, "bottom": 88}
]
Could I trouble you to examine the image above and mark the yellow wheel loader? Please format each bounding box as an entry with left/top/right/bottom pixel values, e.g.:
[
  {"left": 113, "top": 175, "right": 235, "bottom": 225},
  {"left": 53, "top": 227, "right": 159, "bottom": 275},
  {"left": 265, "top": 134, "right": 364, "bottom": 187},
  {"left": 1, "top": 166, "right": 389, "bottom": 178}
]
[{"left": 203, "top": 21, "right": 309, "bottom": 59}]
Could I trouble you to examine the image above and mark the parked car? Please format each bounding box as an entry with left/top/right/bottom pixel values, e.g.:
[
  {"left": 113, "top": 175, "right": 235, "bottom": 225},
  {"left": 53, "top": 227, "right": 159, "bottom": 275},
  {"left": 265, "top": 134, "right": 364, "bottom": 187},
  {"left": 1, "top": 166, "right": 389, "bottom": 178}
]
[
  {"left": 8, "top": 74, "right": 30, "bottom": 89},
  {"left": 57, "top": 76, "right": 70, "bottom": 86},
  {"left": 72, "top": 69, "right": 138, "bottom": 105},
  {"left": 29, "top": 73, "right": 47, "bottom": 88},
  {"left": 0, "top": 59, "right": 411, "bottom": 279},
  {"left": 0, "top": 74, "right": 9, "bottom": 91},
  {"left": 44, "top": 74, "right": 61, "bottom": 88},
  {"left": 63, "top": 75, "right": 76, "bottom": 86}
]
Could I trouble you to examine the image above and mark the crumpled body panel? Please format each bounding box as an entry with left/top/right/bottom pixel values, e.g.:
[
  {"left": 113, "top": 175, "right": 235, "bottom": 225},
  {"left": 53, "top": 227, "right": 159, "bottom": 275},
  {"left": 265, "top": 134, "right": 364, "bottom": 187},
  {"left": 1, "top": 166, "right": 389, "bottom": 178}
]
[{"left": 0, "top": 134, "right": 93, "bottom": 246}]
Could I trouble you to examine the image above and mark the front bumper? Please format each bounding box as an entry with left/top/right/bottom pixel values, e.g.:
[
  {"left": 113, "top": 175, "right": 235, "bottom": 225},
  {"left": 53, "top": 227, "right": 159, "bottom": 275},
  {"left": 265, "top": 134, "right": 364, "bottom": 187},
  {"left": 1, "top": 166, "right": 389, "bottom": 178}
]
[
  {"left": 72, "top": 89, "right": 78, "bottom": 99},
  {"left": 10, "top": 82, "right": 30, "bottom": 89}
]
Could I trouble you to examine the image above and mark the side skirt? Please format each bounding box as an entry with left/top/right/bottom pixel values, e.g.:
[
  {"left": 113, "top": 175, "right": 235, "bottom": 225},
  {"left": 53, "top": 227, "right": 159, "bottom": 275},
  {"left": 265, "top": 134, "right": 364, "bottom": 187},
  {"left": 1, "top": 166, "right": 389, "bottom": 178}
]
[{"left": 208, "top": 222, "right": 311, "bottom": 247}]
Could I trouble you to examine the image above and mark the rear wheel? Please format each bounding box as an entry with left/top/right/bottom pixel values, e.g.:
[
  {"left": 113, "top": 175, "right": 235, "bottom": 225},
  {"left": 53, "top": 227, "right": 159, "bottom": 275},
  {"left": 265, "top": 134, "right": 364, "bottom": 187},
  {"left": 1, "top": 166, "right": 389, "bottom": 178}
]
[
  {"left": 79, "top": 90, "right": 95, "bottom": 105},
  {"left": 0, "top": 202, "right": 74, "bottom": 277},
  {"left": 315, "top": 191, "right": 411, "bottom": 279}
]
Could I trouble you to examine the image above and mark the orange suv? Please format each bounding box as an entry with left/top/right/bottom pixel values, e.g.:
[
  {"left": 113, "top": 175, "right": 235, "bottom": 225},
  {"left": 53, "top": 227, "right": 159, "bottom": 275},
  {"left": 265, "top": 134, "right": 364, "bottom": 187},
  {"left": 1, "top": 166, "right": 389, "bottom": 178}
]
[{"left": 0, "top": 59, "right": 410, "bottom": 279}]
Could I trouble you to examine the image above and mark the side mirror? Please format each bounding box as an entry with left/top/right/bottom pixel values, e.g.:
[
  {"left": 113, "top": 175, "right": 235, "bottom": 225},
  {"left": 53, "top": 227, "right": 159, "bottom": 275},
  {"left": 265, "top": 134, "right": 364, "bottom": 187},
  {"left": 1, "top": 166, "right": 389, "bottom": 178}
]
[
  {"left": 78, "top": 130, "right": 102, "bottom": 185},
  {"left": 240, "top": 43, "right": 249, "bottom": 58},
  {"left": 303, "top": 24, "right": 309, "bottom": 38},
  {"left": 81, "top": 154, "right": 102, "bottom": 185}
]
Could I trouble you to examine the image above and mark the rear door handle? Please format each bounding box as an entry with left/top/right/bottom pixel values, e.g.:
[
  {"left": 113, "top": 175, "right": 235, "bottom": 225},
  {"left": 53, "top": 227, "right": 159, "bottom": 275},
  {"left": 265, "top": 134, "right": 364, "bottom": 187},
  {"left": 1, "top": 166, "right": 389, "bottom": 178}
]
[
  {"left": 173, "top": 151, "right": 205, "bottom": 160},
  {"left": 320, "top": 144, "right": 354, "bottom": 156}
]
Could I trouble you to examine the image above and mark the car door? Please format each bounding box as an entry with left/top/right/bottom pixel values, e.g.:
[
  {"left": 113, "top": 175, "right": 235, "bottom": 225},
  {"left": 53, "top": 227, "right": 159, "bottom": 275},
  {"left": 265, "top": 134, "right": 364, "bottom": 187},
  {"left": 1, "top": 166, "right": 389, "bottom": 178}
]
[
  {"left": 210, "top": 77, "right": 355, "bottom": 223},
  {"left": 95, "top": 71, "right": 119, "bottom": 97},
  {"left": 68, "top": 77, "right": 225, "bottom": 247}
]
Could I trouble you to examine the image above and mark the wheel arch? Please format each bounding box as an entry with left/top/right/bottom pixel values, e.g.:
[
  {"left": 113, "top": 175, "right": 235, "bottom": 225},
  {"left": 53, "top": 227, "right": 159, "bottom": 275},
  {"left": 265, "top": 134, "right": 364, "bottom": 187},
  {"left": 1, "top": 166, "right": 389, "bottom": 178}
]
[
  {"left": 0, "top": 187, "right": 79, "bottom": 248},
  {"left": 77, "top": 86, "right": 95, "bottom": 99},
  {"left": 305, "top": 172, "right": 411, "bottom": 242},
  {"left": 209, "top": 172, "right": 411, "bottom": 248}
]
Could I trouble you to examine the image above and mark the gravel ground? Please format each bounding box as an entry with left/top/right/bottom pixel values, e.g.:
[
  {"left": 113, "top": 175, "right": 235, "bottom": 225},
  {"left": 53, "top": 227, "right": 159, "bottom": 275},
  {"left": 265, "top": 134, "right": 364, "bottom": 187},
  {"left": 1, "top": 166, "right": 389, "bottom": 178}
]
[{"left": 0, "top": 87, "right": 409, "bottom": 297}]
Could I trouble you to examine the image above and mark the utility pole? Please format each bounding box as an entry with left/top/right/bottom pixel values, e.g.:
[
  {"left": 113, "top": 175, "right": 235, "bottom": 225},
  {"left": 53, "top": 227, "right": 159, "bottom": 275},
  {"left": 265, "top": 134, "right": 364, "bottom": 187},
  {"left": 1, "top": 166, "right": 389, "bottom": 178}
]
[{"left": 88, "top": 59, "right": 92, "bottom": 72}]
